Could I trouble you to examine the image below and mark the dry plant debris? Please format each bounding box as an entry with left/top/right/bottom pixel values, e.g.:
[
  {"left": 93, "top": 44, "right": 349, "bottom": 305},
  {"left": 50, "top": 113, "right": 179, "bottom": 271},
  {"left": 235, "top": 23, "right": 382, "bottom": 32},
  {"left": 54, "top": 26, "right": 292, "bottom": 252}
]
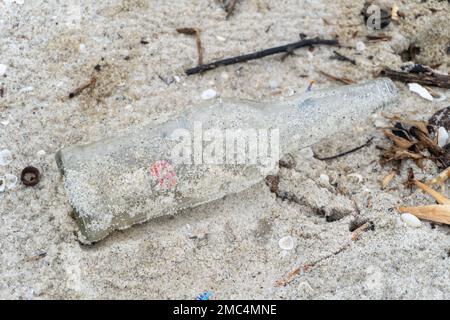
[
  {"left": 379, "top": 115, "right": 450, "bottom": 169},
  {"left": 176, "top": 27, "right": 204, "bottom": 66},
  {"left": 275, "top": 221, "right": 374, "bottom": 287},
  {"left": 185, "top": 37, "right": 339, "bottom": 75},
  {"left": 381, "top": 67, "right": 450, "bottom": 89}
]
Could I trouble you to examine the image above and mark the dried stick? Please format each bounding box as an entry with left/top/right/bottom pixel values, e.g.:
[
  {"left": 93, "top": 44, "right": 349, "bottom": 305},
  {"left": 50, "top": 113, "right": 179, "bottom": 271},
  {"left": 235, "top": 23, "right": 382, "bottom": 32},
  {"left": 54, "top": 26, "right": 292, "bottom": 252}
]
[
  {"left": 177, "top": 27, "right": 204, "bottom": 66},
  {"left": 314, "top": 137, "right": 374, "bottom": 161},
  {"left": 185, "top": 38, "right": 339, "bottom": 75},
  {"left": 68, "top": 77, "right": 97, "bottom": 99},
  {"left": 381, "top": 68, "right": 450, "bottom": 89},
  {"left": 224, "top": 0, "right": 237, "bottom": 18},
  {"left": 276, "top": 222, "right": 373, "bottom": 286},
  {"left": 414, "top": 180, "right": 450, "bottom": 205}
]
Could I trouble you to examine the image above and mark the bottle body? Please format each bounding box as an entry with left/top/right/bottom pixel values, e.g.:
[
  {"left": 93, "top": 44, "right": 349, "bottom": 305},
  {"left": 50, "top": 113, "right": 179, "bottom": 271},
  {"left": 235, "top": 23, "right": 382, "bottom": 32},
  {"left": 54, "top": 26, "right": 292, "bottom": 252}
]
[{"left": 56, "top": 78, "right": 397, "bottom": 243}]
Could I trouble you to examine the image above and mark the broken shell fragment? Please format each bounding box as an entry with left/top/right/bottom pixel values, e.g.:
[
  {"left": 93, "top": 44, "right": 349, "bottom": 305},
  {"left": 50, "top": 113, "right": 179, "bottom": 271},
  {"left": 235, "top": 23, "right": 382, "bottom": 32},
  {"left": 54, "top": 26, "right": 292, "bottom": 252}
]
[
  {"left": 0, "top": 149, "right": 13, "bottom": 166},
  {"left": 408, "top": 83, "right": 433, "bottom": 101},
  {"left": 400, "top": 213, "right": 422, "bottom": 228},
  {"left": 278, "top": 236, "right": 295, "bottom": 251}
]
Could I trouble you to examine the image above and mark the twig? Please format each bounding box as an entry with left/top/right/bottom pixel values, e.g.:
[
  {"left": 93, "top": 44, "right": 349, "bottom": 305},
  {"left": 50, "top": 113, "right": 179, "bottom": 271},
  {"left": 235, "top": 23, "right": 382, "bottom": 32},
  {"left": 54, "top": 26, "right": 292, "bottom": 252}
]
[
  {"left": 177, "top": 27, "right": 204, "bottom": 66},
  {"left": 366, "top": 34, "right": 392, "bottom": 42},
  {"left": 381, "top": 68, "right": 450, "bottom": 89},
  {"left": 317, "top": 69, "right": 354, "bottom": 84},
  {"left": 276, "top": 222, "right": 373, "bottom": 286},
  {"left": 224, "top": 0, "right": 237, "bottom": 18},
  {"left": 68, "top": 77, "right": 97, "bottom": 99},
  {"left": 315, "top": 137, "right": 374, "bottom": 161},
  {"left": 331, "top": 50, "right": 356, "bottom": 65},
  {"left": 185, "top": 38, "right": 339, "bottom": 75}
]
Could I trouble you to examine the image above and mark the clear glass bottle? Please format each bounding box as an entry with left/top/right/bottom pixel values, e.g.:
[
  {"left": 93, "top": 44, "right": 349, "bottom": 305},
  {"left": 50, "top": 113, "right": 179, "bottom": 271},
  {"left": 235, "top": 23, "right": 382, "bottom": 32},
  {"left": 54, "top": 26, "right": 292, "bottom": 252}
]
[{"left": 56, "top": 78, "right": 397, "bottom": 243}]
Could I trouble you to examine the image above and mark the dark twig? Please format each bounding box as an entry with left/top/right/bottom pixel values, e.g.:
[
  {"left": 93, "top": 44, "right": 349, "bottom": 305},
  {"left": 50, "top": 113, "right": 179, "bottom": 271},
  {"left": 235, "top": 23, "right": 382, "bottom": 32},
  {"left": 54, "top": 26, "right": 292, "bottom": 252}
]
[
  {"left": 185, "top": 38, "right": 339, "bottom": 75},
  {"left": 381, "top": 68, "right": 450, "bottom": 89},
  {"left": 68, "top": 77, "right": 97, "bottom": 99},
  {"left": 177, "top": 27, "right": 204, "bottom": 66},
  {"left": 314, "top": 137, "right": 374, "bottom": 161},
  {"left": 331, "top": 50, "right": 356, "bottom": 65},
  {"left": 224, "top": 0, "right": 237, "bottom": 18}
]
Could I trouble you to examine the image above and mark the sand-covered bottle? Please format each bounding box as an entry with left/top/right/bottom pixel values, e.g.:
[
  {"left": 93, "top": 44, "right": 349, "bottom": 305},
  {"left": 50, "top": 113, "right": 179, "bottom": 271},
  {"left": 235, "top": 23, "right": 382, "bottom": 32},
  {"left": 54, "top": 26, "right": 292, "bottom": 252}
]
[{"left": 56, "top": 78, "right": 398, "bottom": 243}]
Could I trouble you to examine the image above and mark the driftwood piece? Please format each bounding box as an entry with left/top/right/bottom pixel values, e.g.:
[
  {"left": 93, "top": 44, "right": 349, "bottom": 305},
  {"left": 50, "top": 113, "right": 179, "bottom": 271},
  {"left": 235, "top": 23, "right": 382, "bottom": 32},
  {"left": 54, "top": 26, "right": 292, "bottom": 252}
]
[{"left": 381, "top": 68, "right": 450, "bottom": 89}]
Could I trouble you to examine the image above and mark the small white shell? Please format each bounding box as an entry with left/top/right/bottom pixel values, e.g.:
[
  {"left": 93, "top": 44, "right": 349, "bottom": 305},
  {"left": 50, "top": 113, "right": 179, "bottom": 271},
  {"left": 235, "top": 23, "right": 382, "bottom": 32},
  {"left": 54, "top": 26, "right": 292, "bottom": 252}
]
[
  {"left": 318, "top": 174, "right": 330, "bottom": 187},
  {"left": 437, "top": 127, "right": 449, "bottom": 147},
  {"left": 36, "top": 150, "right": 47, "bottom": 158},
  {"left": 0, "top": 149, "right": 13, "bottom": 166},
  {"left": 401, "top": 213, "right": 422, "bottom": 228},
  {"left": 201, "top": 89, "right": 217, "bottom": 100},
  {"left": 408, "top": 83, "right": 433, "bottom": 101},
  {"left": 4, "top": 174, "right": 18, "bottom": 190},
  {"left": 0, "top": 64, "right": 7, "bottom": 76},
  {"left": 278, "top": 236, "right": 295, "bottom": 250},
  {"left": 356, "top": 41, "right": 366, "bottom": 52}
]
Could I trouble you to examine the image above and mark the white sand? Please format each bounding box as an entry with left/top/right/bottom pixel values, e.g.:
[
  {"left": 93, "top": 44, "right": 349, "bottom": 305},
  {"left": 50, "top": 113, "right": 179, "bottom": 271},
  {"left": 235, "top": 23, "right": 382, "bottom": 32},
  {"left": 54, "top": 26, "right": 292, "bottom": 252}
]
[{"left": 0, "top": 0, "right": 449, "bottom": 299}]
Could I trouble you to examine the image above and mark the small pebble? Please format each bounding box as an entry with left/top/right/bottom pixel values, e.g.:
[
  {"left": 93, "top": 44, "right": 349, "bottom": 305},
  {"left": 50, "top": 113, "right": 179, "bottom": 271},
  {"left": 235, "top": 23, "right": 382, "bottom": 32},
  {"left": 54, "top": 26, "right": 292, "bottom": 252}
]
[
  {"left": 438, "top": 127, "right": 449, "bottom": 147},
  {"left": 269, "top": 80, "right": 279, "bottom": 90},
  {"left": 201, "top": 89, "right": 217, "bottom": 100},
  {"left": 318, "top": 173, "right": 330, "bottom": 186},
  {"left": 36, "top": 150, "right": 47, "bottom": 158},
  {"left": 356, "top": 41, "right": 366, "bottom": 52},
  {"left": 298, "top": 147, "right": 314, "bottom": 159},
  {"left": 0, "top": 64, "right": 7, "bottom": 76},
  {"left": 0, "top": 149, "right": 13, "bottom": 166},
  {"left": 374, "top": 118, "right": 388, "bottom": 128},
  {"left": 401, "top": 213, "right": 422, "bottom": 228},
  {"left": 4, "top": 174, "right": 18, "bottom": 190},
  {"left": 278, "top": 236, "right": 295, "bottom": 250}
]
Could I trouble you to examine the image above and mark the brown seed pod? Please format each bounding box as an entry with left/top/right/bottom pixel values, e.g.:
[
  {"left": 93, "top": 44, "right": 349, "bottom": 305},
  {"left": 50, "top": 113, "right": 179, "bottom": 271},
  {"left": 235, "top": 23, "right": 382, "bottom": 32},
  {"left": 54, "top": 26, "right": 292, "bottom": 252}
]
[{"left": 21, "top": 166, "right": 40, "bottom": 187}]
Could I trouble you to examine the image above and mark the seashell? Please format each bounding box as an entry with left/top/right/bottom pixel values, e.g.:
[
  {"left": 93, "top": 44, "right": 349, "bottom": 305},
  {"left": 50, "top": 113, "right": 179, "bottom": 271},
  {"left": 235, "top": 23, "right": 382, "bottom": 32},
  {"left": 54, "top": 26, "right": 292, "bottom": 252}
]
[
  {"left": 201, "top": 89, "right": 217, "bottom": 100},
  {"left": 347, "top": 173, "right": 363, "bottom": 183},
  {"left": 437, "top": 127, "right": 449, "bottom": 147},
  {"left": 0, "top": 149, "right": 13, "bottom": 166},
  {"left": 400, "top": 213, "right": 422, "bottom": 228},
  {"left": 356, "top": 41, "right": 366, "bottom": 52},
  {"left": 278, "top": 236, "right": 295, "bottom": 250},
  {"left": 408, "top": 83, "right": 433, "bottom": 101},
  {"left": 36, "top": 150, "right": 47, "bottom": 158}
]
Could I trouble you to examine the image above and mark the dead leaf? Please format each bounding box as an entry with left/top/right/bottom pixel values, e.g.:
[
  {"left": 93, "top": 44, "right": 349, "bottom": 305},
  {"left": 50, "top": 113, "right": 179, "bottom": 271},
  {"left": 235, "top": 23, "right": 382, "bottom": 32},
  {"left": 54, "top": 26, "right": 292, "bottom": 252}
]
[
  {"left": 381, "top": 171, "right": 396, "bottom": 189},
  {"left": 399, "top": 205, "right": 450, "bottom": 225}
]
